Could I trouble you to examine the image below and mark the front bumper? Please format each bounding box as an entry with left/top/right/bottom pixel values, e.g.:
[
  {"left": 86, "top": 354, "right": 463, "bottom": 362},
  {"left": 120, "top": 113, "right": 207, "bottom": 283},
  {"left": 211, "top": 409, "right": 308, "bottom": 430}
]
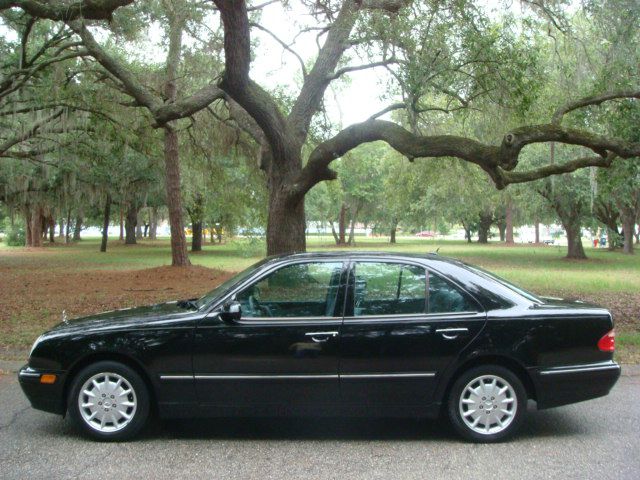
[
  {"left": 18, "top": 365, "right": 67, "bottom": 415},
  {"left": 530, "top": 360, "right": 621, "bottom": 409}
]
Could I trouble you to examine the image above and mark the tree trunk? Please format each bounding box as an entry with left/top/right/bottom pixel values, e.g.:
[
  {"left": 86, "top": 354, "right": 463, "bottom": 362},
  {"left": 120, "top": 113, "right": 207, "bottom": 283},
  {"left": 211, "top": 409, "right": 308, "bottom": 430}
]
[
  {"left": 621, "top": 209, "right": 635, "bottom": 255},
  {"left": 65, "top": 209, "right": 71, "bottom": 243},
  {"left": 24, "top": 210, "right": 32, "bottom": 246},
  {"left": 191, "top": 220, "right": 203, "bottom": 252},
  {"left": 41, "top": 215, "right": 47, "bottom": 240},
  {"left": 348, "top": 218, "right": 356, "bottom": 245},
  {"left": 347, "top": 205, "right": 359, "bottom": 246},
  {"left": 48, "top": 217, "right": 55, "bottom": 243},
  {"left": 462, "top": 221, "right": 472, "bottom": 243},
  {"left": 73, "top": 215, "right": 82, "bottom": 241},
  {"left": 497, "top": 222, "right": 506, "bottom": 242},
  {"left": 505, "top": 199, "right": 514, "bottom": 244},
  {"left": 119, "top": 206, "right": 124, "bottom": 241},
  {"left": 135, "top": 210, "right": 143, "bottom": 239},
  {"left": 163, "top": 126, "right": 190, "bottom": 265},
  {"left": 389, "top": 217, "right": 398, "bottom": 244},
  {"left": 477, "top": 212, "right": 493, "bottom": 244},
  {"left": 329, "top": 221, "right": 339, "bottom": 244},
  {"left": 607, "top": 228, "right": 617, "bottom": 251},
  {"left": 534, "top": 220, "right": 540, "bottom": 244},
  {"left": 266, "top": 187, "right": 306, "bottom": 256},
  {"left": 149, "top": 207, "right": 158, "bottom": 240},
  {"left": 564, "top": 221, "right": 587, "bottom": 259},
  {"left": 337, "top": 203, "right": 347, "bottom": 245},
  {"left": 30, "top": 206, "right": 44, "bottom": 247},
  {"left": 100, "top": 194, "right": 111, "bottom": 253},
  {"left": 125, "top": 205, "right": 137, "bottom": 245},
  {"left": 58, "top": 218, "right": 64, "bottom": 238}
]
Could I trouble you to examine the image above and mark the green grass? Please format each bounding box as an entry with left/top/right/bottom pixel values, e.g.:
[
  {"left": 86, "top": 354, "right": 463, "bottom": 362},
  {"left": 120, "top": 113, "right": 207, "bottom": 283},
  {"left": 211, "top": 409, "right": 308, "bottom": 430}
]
[
  {"left": 2, "top": 235, "right": 639, "bottom": 294},
  {"left": 1, "top": 235, "right": 638, "bottom": 362}
]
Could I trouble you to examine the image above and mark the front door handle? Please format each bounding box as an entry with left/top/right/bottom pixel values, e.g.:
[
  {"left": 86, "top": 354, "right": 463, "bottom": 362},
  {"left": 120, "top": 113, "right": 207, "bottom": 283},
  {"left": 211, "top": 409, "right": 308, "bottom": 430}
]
[
  {"left": 435, "top": 327, "right": 469, "bottom": 340},
  {"left": 305, "top": 331, "right": 339, "bottom": 343}
]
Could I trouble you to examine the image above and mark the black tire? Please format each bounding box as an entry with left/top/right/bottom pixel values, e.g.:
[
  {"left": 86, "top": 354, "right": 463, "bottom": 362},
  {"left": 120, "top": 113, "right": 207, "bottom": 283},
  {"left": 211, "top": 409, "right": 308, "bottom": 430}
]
[
  {"left": 447, "top": 365, "right": 527, "bottom": 443},
  {"left": 67, "top": 361, "right": 150, "bottom": 441}
]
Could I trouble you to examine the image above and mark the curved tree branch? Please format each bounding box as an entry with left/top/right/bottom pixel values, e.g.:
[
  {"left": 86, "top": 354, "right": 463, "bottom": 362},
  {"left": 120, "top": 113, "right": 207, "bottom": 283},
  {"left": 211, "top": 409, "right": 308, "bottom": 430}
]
[
  {"left": 68, "top": 20, "right": 160, "bottom": 112},
  {"left": 213, "top": 0, "right": 293, "bottom": 161},
  {"left": 553, "top": 90, "right": 640, "bottom": 124},
  {"left": 250, "top": 21, "right": 308, "bottom": 78},
  {"left": 295, "top": 119, "right": 640, "bottom": 197},
  {"left": 500, "top": 153, "right": 617, "bottom": 185},
  {"left": 0, "top": 0, "right": 133, "bottom": 20},
  {"left": 0, "top": 108, "right": 64, "bottom": 154},
  {"left": 328, "top": 57, "right": 397, "bottom": 81}
]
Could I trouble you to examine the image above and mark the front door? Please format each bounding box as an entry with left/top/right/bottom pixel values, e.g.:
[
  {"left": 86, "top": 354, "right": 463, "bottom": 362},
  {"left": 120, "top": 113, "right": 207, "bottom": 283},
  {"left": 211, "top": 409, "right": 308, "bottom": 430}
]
[
  {"left": 339, "top": 260, "right": 486, "bottom": 410},
  {"left": 192, "top": 260, "right": 347, "bottom": 413}
]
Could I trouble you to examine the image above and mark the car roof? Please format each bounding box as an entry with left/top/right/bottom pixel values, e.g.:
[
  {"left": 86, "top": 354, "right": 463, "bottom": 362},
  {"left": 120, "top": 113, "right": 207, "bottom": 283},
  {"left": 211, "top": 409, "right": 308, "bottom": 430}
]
[{"left": 263, "top": 250, "right": 458, "bottom": 265}]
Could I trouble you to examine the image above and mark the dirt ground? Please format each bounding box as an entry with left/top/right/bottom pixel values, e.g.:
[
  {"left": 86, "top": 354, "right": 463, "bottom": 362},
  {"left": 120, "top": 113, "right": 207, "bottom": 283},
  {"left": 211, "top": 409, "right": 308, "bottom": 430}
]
[{"left": 0, "top": 264, "right": 232, "bottom": 357}]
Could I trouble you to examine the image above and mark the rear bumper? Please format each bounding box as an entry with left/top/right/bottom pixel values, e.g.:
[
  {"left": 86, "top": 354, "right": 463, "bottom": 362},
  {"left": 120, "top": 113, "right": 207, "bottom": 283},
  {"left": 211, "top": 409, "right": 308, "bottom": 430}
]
[
  {"left": 18, "top": 365, "right": 67, "bottom": 415},
  {"left": 530, "top": 360, "right": 621, "bottom": 409}
]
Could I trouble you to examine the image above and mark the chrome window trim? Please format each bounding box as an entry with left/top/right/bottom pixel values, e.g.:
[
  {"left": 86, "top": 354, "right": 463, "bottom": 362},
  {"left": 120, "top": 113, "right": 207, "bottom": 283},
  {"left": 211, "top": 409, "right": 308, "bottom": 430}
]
[
  {"left": 209, "top": 258, "right": 348, "bottom": 320},
  {"left": 235, "top": 316, "right": 343, "bottom": 326},
  {"left": 342, "top": 311, "right": 485, "bottom": 324}
]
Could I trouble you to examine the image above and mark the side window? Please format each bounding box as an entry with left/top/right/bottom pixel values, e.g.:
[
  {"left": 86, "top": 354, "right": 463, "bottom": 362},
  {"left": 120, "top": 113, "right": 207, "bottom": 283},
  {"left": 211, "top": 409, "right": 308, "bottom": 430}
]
[
  {"left": 353, "top": 262, "right": 427, "bottom": 316},
  {"left": 237, "top": 262, "right": 343, "bottom": 318},
  {"left": 428, "top": 272, "right": 478, "bottom": 313}
]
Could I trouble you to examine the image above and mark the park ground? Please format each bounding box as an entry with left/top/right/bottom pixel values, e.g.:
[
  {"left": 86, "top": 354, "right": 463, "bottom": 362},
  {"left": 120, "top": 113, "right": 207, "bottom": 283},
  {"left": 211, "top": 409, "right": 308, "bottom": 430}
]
[{"left": 0, "top": 236, "right": 638, "bottom": 363}]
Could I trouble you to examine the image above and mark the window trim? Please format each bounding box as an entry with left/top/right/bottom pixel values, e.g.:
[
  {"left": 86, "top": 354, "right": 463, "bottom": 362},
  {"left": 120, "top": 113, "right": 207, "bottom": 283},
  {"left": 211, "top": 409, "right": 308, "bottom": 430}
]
[
  {"left": 346, "top": 259, "right": 484, "bottom": 319},
  {"left": 218, "top": 259, "right": 349, "bottom": 321},
  {"left": 426, "top": 269, "right": 483, "bottom": 315},
  {"left": 342, "top": 310, "right": 486, "bottom": 324},
  {"left": 349, "top": 259, "right": 429, "bottom": 318}
]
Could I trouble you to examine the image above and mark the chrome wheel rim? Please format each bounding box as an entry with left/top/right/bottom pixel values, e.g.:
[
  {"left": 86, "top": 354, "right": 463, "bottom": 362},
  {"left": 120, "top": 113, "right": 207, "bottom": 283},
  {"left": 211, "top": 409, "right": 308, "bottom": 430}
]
[
  {"left": 78, "top": 372, "right": 137, "bottom": 433},
  {"left": 459, "top": 374, "right": 517, "bottom": 435}
]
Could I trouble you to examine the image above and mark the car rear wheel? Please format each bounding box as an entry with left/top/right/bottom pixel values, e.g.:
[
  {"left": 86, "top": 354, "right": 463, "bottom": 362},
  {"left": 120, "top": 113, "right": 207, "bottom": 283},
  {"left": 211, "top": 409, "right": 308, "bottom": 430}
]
[
  {"left": 448, "top": 365, "right": 526, "bottom": 442},
  {"left": 68, "top": 361, "right": 149, "bottom": 441}
]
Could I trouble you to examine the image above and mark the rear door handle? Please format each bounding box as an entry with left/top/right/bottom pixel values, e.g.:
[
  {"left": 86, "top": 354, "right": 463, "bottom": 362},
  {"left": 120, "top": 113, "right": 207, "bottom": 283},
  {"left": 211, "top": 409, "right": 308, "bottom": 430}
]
[
  {"left": 305, "top": 331, "right": 339, "bottom": 343},
  {"left": 435, "top": 327, "right": 469, "bottom": 340}
]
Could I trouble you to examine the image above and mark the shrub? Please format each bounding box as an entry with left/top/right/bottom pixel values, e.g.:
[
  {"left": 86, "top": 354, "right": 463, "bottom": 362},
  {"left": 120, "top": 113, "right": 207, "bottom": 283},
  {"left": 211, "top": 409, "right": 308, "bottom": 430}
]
[{"left": 3, "top": 218, "right": 26, "bottom": 246}]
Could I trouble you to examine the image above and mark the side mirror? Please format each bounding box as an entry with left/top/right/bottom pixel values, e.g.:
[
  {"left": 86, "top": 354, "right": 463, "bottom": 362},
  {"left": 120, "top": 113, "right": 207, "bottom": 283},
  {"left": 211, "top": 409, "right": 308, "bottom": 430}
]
[{"left": 220, "top": 300, "right": 242, "bottom": 322}]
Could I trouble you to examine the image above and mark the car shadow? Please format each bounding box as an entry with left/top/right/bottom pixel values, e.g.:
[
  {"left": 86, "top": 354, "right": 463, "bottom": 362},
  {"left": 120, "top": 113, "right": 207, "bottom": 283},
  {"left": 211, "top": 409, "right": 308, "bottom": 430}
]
[
  {"left": 152, "top": 416, "right": 456, "bottom": 442},
  {"left": 139, "top": 406, "right": 587, "bottom": 442}
]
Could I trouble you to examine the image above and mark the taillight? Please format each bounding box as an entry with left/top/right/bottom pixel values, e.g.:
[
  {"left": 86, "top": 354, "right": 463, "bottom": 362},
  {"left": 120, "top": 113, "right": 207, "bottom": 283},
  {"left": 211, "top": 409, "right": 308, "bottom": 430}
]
[{"left": 598, "top": 329, "right": 615, "bottom": 352}]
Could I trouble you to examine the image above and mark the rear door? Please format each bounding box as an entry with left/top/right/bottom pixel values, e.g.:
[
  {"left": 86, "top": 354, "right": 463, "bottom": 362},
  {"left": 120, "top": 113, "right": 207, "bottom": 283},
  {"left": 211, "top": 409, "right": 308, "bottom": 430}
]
[
  {"left": 192, "top": 259, "right": 348, "bottom": 412},
  {"left": 339, "top": 260, "right": 486, "bottom": 409}
]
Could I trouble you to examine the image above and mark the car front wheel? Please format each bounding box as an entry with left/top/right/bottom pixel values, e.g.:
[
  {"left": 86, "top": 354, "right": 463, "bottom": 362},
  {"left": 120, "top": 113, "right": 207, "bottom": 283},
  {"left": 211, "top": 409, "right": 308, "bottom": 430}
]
[
  {"left": 448, "top": 365, "right": 526, "bottom": 442},
  {"left": 68, "top": 361, "right": 150, "bottom": 441}
]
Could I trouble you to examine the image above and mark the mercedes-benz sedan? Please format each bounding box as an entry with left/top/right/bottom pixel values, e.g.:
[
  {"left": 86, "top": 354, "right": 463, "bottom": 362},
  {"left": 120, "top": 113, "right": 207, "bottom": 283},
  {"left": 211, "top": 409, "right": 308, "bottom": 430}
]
[{"left": 19, "top": 252, "right": 620, "bottom": 442}]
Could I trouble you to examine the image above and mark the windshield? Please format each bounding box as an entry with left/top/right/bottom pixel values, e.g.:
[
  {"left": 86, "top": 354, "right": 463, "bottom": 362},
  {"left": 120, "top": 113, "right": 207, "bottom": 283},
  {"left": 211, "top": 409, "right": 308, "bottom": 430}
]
[
  {"left": 195, "top": 258, "right": 271, "bottom": 309},
  {"left": 463, "top": 264, "right": 543, "bottom": 304}
]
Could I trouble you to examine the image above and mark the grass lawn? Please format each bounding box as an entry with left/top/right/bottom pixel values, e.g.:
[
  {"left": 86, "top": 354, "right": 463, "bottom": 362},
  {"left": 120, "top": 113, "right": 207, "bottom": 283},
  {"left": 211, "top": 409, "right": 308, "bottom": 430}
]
[{"left": 1, "top": 235, "right": 638, "bottom": 362}]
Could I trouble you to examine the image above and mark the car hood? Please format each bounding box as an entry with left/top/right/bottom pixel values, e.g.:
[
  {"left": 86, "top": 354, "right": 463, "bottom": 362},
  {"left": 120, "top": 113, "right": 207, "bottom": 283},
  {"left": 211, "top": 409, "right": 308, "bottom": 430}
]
[{"left": 47, "top": 301, "right": 199, "bottom": 335}]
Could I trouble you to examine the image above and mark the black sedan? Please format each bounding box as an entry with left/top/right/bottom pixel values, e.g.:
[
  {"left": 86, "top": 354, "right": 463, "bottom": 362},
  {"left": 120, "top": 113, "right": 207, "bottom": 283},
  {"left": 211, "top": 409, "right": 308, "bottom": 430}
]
[{"left": 19, "top": 252, "right": 620, "bottom": 442}]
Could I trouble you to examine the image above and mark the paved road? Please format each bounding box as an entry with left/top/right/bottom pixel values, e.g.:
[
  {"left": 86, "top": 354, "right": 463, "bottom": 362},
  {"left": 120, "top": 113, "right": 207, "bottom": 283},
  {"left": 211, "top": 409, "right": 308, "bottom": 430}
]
[{"left": 1, "top": 368, "right": 639, "bottom": 480}]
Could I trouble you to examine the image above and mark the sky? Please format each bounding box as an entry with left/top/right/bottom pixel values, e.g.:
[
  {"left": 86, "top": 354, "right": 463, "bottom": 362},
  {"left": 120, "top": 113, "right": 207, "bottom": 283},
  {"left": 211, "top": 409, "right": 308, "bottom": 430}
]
[{"left": 0, "top": 0, "right": 554, "bottom": 128}]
